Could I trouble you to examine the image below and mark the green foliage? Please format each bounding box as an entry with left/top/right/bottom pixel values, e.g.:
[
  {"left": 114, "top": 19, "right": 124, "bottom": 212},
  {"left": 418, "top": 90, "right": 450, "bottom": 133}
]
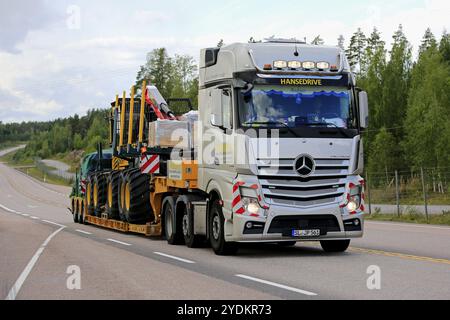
[{"left": 135, "top": 48, "right": 198, "bottom": 109}]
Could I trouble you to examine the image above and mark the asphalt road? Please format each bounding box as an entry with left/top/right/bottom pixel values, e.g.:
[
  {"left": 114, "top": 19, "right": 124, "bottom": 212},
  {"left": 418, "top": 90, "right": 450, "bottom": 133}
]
[{"left": 1, "top": 147, "right": 449, "bottom": 300}]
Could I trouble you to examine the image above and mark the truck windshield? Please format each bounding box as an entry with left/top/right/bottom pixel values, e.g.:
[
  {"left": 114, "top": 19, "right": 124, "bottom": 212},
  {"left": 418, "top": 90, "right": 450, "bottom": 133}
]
[{"left": 239, "top": 85, "right": 354, "bottom": 129}]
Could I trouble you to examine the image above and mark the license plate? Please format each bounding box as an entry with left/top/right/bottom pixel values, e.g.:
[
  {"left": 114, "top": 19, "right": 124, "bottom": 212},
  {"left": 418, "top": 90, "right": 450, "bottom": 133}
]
[{"left": 292, "top": 229, "right": 321, "bottom": 237}]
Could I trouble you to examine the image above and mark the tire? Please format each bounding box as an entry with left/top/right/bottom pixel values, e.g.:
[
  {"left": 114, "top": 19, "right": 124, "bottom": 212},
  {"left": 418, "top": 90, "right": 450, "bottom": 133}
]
[
  {"left": 86, "top": 174, "right": 95, "bottom": 216},
  {"left": 121, "top": 169, "right": 152, "bottom": 224},
  {"left": 93, "top": 173, "right": 107, "bottom": 217},
  {"left": 105, "top": 171, "right": 120, "bottom": 219},
  {"left": 320, "top": 240, "right": 351, "bottom": 253},
  {"left": 164, "top": 197, "right": 184, "bottom": 245},
  {"left": 79, "top": 199, "right": 85, "bottom": 224},
  {"left": 209, "top": 201, "right": 238, "bottom": 256},
  {"left": 181, "top": 204, "right": 204, "bottom": 248},
  {"left": 277, "top": 241, "right": 297, "bottom": 247}
]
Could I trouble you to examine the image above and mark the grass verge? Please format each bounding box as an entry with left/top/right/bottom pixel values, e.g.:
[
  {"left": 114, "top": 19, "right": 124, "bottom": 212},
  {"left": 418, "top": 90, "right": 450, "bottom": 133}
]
[
  {"left": 17, "top": 167, "right": 71, "bottom": 187},
  {"left": 366, "top": 213, "right": 450, "bottom": 226}
]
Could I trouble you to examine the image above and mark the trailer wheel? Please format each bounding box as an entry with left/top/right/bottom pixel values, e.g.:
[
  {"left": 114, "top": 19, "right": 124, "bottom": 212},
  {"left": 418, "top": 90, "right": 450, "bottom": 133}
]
[
  {"left": 320, "top": 240, "right": 351, "bottom": 253},
  {"left": 209, "top": 201, "right": 238, "bottom": 256},
  {"left": 93, "top": 173, "right": 107, "bottom": 217},
  {"left": 105, "top": 171, "right": 120, "bottom": 219},
  {"left": 86, "top": 174, "right": 95, "bottom": 215},
  {"left": 164, "top": 198, "right": 184, "bottom": 245},
  {"left": 182, "top": 204, "right": 204, "bottom": 248}
]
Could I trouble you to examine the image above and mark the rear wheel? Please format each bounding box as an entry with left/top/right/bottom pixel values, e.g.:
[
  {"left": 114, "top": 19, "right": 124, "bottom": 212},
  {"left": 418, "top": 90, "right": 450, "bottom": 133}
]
[
  {"left": 164, "top": 198, "right": 184, "bottom": 245},
  {"left": 120, "top": 169, "right": 152, "bottom": 224},
  {"left": 105, "top": 171, "right": 120, "bottom": 219},
  {"left": 182, "top": 205, "right": 204, "bottom": 248},
  {"left": 209, "top": 201, "right": 238, "bottom": 256},
  {"left": 320, "top": 240, "right": 351, "bottom": 253},
  {"left": 79, "top": 199, "right": 86, "bottom": 224}
]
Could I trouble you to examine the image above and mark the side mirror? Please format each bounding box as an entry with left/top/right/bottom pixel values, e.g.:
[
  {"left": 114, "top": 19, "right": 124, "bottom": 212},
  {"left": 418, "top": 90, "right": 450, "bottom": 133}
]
[{"left": 358, "top": 91, "right": 369, "bottom": 129}]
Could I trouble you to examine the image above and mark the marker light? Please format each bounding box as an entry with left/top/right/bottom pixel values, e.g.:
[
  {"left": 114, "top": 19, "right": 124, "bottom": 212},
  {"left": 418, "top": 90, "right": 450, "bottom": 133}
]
[
  {"left": 302, "top": 61, "right": 316, "bottom": 69},
  {"left": 316, "top": 62, "right": 330, "bottom": 70},
  {"left": 263, "top": 64, "right": 273, "bottom": 70},
  {"left": 273, "top": 60, "right": 288, "bottom": 69},
  {"left": 288, "top": 61, "right": 302, "bottom": 69}
]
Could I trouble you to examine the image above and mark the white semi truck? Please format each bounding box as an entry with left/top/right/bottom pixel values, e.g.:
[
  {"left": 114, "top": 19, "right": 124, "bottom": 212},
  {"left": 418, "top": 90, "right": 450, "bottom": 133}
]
[{"left": 71, "top": 38, "right": 369, "bottom": 256}]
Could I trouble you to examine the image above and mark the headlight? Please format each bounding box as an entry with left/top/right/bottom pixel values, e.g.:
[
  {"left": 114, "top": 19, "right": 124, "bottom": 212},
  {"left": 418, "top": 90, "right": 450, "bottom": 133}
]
[
  {"left": 273, "top": 60, "right": 287, "bottom": 69},
  {"left": 347, "top": 184, "right": 362, "bottom": 212},
  {"left": 347, "top": 201, "right": 358, "bottom": 212},
  {"left": 242, "top": 197, "right": 261, "bottom": 215}
]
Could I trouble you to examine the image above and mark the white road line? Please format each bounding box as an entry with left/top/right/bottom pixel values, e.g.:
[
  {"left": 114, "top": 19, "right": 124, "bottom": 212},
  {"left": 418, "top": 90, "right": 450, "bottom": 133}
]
[
  {"left": 22, "top": 214, "right": 29, "bottom": 217},
  {"left": 0, "top": 204, "right": 16, "bottom": 213},
  {"left": 6, "top": 226, "right": 65, "bottom": 300},
  {"left": 76, "top": 229, "right": 92, "bottom": 235},
  {"left": 42, "top": 220, "right": 66, "bottom": 228},
  {"left": 235, "top": 274, "right": 318, "bottom": 296},
  {"left": 107, "top": 239, "right": 132, "bottom": 246},
  {"left": 367, "top": 221, "right": 450, "bottom": 231},
  {"left": 30, "top": 216, "right": 40, "bottom": 220},
  {"left": 154, "top": 252, "right": 195, "bottom": 264}
]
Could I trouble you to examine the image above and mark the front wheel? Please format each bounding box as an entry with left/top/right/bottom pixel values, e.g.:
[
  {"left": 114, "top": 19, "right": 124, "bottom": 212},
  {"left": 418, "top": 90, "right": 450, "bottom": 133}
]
[
  {"left": 320, "top": 240, "right": 351, "bottom": 253},
  {"left": 209, "top": 201, "right": 238, "bottom": 256}
]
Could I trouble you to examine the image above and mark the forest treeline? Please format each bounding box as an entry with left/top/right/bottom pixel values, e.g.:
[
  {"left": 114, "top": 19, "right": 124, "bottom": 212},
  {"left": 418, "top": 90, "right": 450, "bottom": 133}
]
[{"left": 1, "top": 26, "right": 449, "bottom": 176}]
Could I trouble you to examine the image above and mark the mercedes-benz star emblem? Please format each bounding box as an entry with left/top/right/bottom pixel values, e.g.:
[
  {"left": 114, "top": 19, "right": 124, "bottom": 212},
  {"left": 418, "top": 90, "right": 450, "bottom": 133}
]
[{"left": 294, "top": 155, "right": 315, "bottom": 178}]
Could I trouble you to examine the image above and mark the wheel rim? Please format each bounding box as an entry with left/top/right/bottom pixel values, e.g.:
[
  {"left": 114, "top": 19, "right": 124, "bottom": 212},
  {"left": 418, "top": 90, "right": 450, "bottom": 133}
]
[
  {"left": 212, "top": 214, "right": 221, "bottom": 240},
  {"left": 107, "top": 182, "right": 113, "bottom": 207},
  {"left": 165, "top": 206, "right": 173, "bottom": 237},
  {"left": 125, "top": 182, "right": 131, "bottom": 211},
  {"left": 94, "top": 183, "right": 98, "bottom": 206},
  {"left": 182, "top": 211, "right": 189, "bottom": 237}
]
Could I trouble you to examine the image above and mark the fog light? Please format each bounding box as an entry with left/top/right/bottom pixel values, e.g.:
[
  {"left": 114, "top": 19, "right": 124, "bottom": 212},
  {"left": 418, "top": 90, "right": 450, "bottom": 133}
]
[
  {"left": 347, "top": 201, "right": 358, "bottom": 212},
  {"left": 246, "top": 222, "right": 253, "bottom": 229}
]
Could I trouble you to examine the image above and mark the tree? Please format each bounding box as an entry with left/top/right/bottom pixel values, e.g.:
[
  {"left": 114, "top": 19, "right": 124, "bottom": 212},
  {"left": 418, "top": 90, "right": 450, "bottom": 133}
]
[
  {"left": 439, "top": 29, "right": 450, "bottom": 63},
  {"left": 367, "top": 128, "right": 398, "bottom": 175},
  {"left": 346, "top": 28, "right": 367, "bottom": 73},
  {"left": 419, "top": 28, "right": 437, "bottom": 55},
  {"left": 217, "top": 39, "right": 224, "bottom": 48}
]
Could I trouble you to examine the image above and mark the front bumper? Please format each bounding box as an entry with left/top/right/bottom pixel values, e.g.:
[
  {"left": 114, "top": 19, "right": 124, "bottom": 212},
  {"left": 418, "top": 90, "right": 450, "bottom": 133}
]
[{"left": 225, "top": 203, "right": 364, "bottom": 242}]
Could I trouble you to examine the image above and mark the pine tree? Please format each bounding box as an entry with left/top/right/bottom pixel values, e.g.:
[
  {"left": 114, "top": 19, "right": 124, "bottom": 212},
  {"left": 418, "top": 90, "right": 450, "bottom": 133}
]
[
  {"left": 311, "top": 35, "right": 324, "bottom": 45},
  {"left": 419, "top": 28, "right": 437, "bottom": 55},
  {"left": 217, "top": 39, "right": 224, "bottom": 48},
  {"left": 439, "top": 29, "right": 450, "bottom": 63},
  {"left": 346, "top": 28, "right": 367, "bottom": 74}
]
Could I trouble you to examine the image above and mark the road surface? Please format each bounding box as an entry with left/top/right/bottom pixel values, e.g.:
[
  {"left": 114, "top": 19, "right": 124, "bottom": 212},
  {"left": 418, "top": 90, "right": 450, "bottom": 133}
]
[
  {"left": 1, "top": 152, "right": 449, "bottom": 300},
  {"left": 41, "top": 159, "right": 76, "bottom": 181}
]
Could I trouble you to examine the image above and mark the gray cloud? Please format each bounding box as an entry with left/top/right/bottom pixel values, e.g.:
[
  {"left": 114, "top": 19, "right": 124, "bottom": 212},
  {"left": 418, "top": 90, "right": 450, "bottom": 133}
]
[{"left": 0, "top": 0, "right": 59, "bottom": 53}]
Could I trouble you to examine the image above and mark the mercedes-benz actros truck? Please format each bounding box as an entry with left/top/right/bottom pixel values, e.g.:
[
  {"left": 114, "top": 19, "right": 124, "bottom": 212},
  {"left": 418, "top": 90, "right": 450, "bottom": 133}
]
[{"left": 71, "top": 38, "right": 369, "bottom": 255}]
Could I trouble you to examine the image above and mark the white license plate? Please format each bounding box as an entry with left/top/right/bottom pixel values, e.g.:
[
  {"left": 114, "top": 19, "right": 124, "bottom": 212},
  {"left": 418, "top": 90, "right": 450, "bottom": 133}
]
[{"left": 292, "top": 229, "right": 321, "bottom": 237}]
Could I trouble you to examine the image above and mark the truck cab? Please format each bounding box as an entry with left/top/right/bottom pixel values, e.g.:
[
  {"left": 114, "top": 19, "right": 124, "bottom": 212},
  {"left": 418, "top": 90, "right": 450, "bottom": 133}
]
[{"left": 197, "top": 40, "right": 368, "bottom": 252}]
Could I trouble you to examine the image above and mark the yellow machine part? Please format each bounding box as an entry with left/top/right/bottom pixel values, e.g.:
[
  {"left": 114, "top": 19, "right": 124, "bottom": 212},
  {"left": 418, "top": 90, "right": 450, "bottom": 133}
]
[{"left": 112, "top": 156, "right": 129, "bottom": 171}]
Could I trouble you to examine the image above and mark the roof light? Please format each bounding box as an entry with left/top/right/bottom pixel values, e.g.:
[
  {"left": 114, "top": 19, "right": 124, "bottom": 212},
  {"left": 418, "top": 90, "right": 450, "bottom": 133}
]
[
  {"left": 330, "top": 65, "right": 338, "bottom": 71},
  {"left": 302, "top": 61, "right": 315, "bottom": 70},
  {"left": 273, "top": 60, "right": 288, "bottom": 69},
  {"left": 288, "top": 61, "right": 302, "bottom": 69},
  {"left": 263, "top": 64, "right": 273, "bottom": 70},
  {"left": 316, "top": 62, "right": 330, "bottom": 70}
]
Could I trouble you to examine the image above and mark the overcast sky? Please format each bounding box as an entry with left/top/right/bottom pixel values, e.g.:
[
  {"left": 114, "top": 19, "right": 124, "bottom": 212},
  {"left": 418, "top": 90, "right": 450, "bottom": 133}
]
[{"left": 0, "top": 0, "right": 449, "bottom": 123}]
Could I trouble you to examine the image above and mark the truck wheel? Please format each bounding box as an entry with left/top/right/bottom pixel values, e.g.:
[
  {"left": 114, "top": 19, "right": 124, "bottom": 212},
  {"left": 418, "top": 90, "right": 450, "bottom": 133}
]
[
  {"left": 86, "top": 174, "right": 95, "bottom": 216},
  {"left": 105, "top": 171, "right": 120, "bottom": 219},
  {"left": 118, "top": 170, "right": 134, "bottom": 222},
  {"left": 320, "top": 240, "right": 351, "bottom": 253},
  {"left": 209, "top": 201, "right": 238, "bottom": 256},
  {"left": 93, "top": 173, "right": 107, "bottom": 217},
  {"left": 123, "top": 170, "right": 152, "bottom": 224},
  {"left": 79, "top": 199, "right": 85, "bottom": 224},
  {"left": 182, "top": 205, "right": 204, "bottom": 248},
  {"left": 164, "top": 198, "right": 184, "bottom": 245}
]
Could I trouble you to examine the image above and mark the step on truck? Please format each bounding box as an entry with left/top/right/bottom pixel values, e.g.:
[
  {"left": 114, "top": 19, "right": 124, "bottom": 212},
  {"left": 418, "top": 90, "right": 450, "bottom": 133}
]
[{"left": 70, "top": 38, "right": 369, "bottom": 255}]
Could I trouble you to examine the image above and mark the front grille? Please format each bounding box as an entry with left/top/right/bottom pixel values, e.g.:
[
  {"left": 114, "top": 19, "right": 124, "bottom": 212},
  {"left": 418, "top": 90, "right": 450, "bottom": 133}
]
[
  {"left": 258, "top": 158, "right": 349, "bottom": 208},
  {"left": 268, "top": 215, "right": 341, "bottom": 235}
]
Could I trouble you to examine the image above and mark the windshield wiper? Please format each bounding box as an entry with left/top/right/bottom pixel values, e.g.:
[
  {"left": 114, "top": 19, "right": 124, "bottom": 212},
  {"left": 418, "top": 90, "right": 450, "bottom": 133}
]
[
  {"left": 304, "top": 122, "right": 350, "bottom": 138},
  {"left": 243, "top": 121, "right": 302, "bottom": 138}
]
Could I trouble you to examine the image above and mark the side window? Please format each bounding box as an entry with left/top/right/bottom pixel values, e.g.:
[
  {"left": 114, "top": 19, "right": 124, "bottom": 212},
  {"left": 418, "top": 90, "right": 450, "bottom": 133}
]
[{"left": 221, "top": 89, "right": 232, "bottom": 130}]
